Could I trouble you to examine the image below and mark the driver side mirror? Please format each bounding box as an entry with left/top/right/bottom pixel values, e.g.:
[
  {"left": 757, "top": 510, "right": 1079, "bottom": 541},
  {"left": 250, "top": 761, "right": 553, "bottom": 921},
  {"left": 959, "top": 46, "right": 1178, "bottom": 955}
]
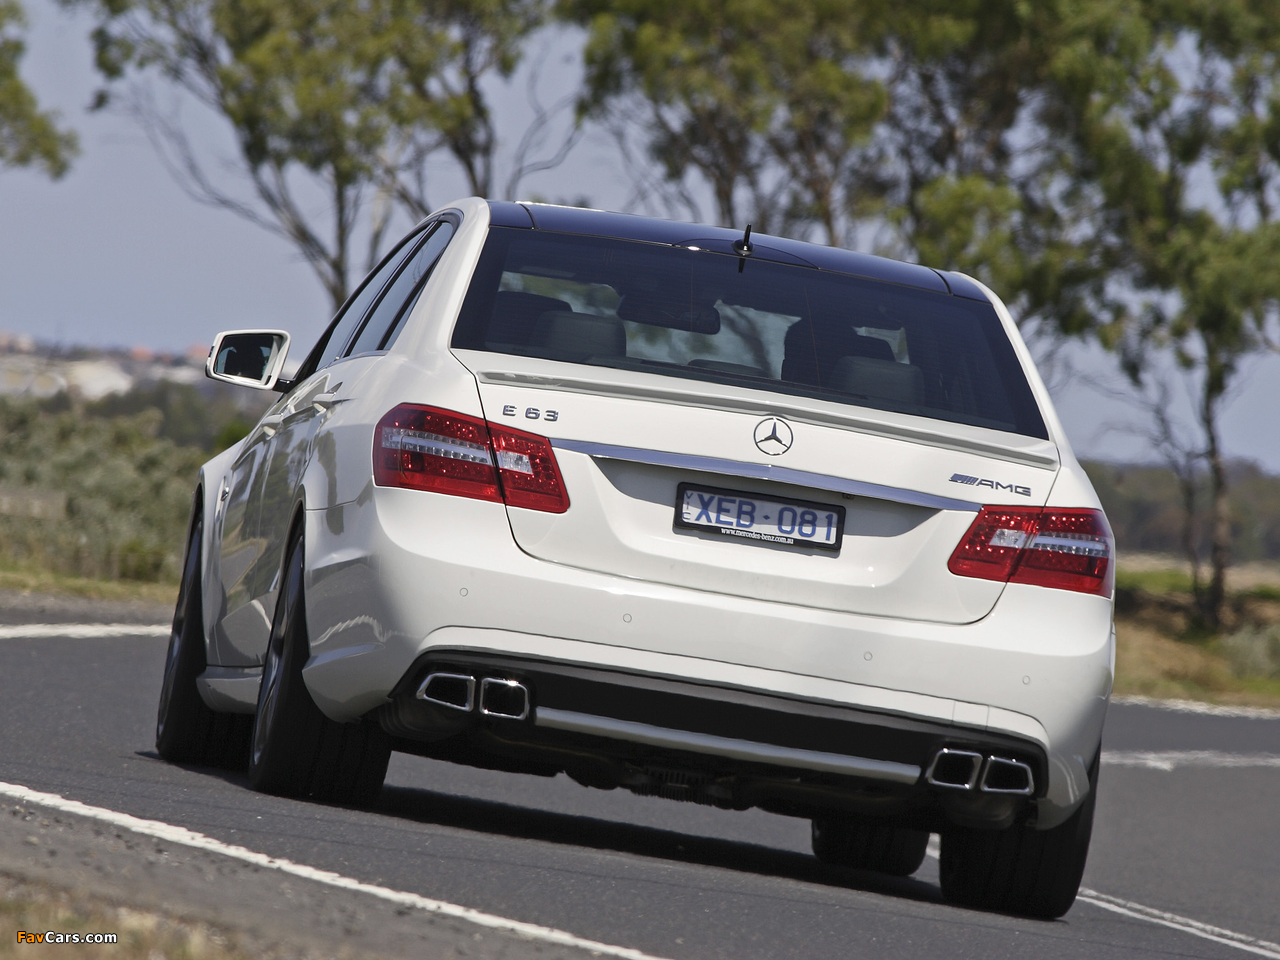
[{"left": 205, "top": 330, "right": 291, "bottom": 390}]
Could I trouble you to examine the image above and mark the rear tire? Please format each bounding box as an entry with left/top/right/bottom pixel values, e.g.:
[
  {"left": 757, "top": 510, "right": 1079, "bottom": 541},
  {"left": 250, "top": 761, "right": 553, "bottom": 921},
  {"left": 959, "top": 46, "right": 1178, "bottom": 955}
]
[
  {"left": 940, "top": 757, "right": 1098, "bottom": 919},
  {"left": 248, "top": 530, "right": 390, "bottom": 807},
  {"left": 156, "top": 514, "right": 252, "bottom": 768},
  {"left": 812, "top": 816, "right": 929, "bottom": 877}
]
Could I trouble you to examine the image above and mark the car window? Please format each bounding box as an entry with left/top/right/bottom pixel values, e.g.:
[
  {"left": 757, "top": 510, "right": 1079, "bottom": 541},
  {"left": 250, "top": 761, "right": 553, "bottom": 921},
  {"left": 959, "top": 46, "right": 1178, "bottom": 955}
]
[
  {"left": 346, "top": 220, "right": 456, "bottom": 357},
  {"left": 452, "top": 228, "right": 1048, "bottom": 439},
  {"left": 304, "top": 224, "right": 430, "bottom": 376}
]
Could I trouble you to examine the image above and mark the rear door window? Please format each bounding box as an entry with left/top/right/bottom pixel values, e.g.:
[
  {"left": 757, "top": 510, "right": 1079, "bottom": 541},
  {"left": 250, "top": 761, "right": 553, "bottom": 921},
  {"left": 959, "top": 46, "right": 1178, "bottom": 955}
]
[{"left": 346, "top": 219, "right": 457, "bottom": 357}]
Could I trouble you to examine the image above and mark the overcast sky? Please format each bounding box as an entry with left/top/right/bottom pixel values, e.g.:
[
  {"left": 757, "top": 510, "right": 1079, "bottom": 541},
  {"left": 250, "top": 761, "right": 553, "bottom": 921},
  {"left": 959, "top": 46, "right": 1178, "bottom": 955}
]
[{"left": 3, "top": 0, "right": 1279, "bottom": 473}]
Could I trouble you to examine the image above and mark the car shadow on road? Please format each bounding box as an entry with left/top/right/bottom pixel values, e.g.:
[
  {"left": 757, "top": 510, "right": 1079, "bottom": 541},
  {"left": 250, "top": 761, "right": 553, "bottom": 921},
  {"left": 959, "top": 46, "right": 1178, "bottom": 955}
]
[{"left": 375, "top": 782, "right": 943, "bottom": 907}]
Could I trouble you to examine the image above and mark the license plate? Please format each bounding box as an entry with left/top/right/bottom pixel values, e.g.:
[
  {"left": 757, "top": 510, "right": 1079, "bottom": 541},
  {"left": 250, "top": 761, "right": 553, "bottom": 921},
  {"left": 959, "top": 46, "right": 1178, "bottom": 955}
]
[{"left": 674, "top": 484, "right": 845, "bottom": 552}]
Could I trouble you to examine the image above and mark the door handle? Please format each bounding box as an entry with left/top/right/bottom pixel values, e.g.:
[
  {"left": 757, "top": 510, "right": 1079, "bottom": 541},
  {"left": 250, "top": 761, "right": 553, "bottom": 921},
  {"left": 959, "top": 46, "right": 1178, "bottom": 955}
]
[{"left": 260, "top": 414, "right": 283, "bottom": 437}]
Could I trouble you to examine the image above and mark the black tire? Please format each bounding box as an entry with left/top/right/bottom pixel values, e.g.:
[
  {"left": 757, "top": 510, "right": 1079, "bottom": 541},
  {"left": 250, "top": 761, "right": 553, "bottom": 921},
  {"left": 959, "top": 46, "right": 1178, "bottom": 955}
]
[
  {"left": 248, "top": 530, "right": 390, "bottom": 807},
  {"left": 939, "top": 757, "right": 1099, "bottom": 919},
  {"left": 812, "top": 816, "right": 930, "bottom": 877},
  {"left": 156, "top": 514, "right": 253, "bottom": 768}
]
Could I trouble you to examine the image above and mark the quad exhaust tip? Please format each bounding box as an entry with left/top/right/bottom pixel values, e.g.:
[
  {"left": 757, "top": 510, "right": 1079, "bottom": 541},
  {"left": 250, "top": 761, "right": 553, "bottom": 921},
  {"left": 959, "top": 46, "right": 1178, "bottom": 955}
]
[
  {"left": 479, "top": 677, "right": 530, "bottom": 720},
  {"left": 979, "top": 756, "right": 1035, "bottom": 796},
  {"left": 416, "top": 671, "right": 531, "bottom": 720},
  {"left": 925, "top": 748, "right": 983, "bottom": 790},
  {"left": 925, "top": 748, "right": 1034, "bottom": 796},
  {"left": 416, "top": 672, "right": 475, "bottom": 712}
]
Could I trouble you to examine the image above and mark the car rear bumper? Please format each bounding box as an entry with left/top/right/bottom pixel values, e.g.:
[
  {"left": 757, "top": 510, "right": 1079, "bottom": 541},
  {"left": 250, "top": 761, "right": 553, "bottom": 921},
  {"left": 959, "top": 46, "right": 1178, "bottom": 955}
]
[
  {"left": 301, "top": 487, "right": 1112, "bottom": 827},
  {"left": 380, "top": 650, "right": 1053, "bottom": 830}
]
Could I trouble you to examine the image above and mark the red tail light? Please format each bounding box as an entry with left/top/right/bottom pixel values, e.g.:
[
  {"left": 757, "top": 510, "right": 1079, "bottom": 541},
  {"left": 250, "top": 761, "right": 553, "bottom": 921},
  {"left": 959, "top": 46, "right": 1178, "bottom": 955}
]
[
  {"left": 948, "top": 506, "right": 1114, "bottom": 597},
  {"left": 373, "top": 404, "right": 569, "bottom": 513}
]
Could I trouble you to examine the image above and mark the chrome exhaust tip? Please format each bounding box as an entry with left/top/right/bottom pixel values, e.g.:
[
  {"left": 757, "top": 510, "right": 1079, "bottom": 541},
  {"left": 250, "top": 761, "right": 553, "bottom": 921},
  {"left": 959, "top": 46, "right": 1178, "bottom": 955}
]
[
  {"left": 416, "top": 672, "right": 476, "bottom": 712},
  {"left": 479, "top": 677, "right": 530, "bottom": 720},
  {"left": 925, "top": 748, "right": 983, "bottom": 790},
  {"left": 979, "top": 756, "right": 1034, "bottom": 796}
]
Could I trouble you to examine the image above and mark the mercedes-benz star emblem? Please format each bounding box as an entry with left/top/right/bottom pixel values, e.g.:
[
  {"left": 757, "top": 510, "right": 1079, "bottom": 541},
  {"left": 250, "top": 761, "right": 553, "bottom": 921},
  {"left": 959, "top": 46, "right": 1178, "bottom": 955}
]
[{"left": 753, "top": 417, "right": 794, "bottom": 456}]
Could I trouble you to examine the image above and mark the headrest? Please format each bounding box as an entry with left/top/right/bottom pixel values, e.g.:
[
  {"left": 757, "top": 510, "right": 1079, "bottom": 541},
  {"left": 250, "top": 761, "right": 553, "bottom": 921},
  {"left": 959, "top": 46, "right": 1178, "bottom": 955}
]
[
  {"left": 829, "top": 356, "right": 924, "bottom": 406},
  {"left": 531, "top": 311, "right": 626, "bottom": 362},
  {"left": 487, "top": 291, "right": 574, "bottom": 345}
]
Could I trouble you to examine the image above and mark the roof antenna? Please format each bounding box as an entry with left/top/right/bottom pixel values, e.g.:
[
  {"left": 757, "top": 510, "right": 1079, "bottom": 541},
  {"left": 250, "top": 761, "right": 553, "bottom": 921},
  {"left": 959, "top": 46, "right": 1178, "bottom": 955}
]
[{"left": 733, "top": 223, "right": 753, "bottom": 272}]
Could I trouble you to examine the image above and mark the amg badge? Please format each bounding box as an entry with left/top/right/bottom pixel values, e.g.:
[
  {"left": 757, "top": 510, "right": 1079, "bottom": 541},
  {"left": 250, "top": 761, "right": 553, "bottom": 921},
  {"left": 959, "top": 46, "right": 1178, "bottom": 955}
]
[{"left": 950, "top": 473, "right": 1032, "bottom": 497}]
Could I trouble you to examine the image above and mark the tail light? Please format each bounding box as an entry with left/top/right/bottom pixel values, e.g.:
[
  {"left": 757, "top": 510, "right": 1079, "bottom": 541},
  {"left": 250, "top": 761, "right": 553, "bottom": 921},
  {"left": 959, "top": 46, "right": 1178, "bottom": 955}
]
[
  {"left": 373, "top": 404, "right": 569, "bottom": 513},
  {"left": 948, "top": 506, "right": 1114, "bottom": 597}
]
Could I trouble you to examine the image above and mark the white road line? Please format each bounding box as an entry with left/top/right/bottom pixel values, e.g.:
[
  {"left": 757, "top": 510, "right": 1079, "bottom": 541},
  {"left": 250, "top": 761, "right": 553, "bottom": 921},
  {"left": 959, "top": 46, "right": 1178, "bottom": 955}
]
[
  {"left": 1103, "top": 750, "right": 1280, "bottom": 771},
  {"left": 1111, "top": 696, "right": 1280, "bottom": 720},
  {"left": 1076, "top": 890, "right": 1280, "bottom": 959},
  {"left": 923, "top": 839, "right": 1280, "bottom": 957},
  {"left": 0, "top": 782, "right": 674, "bottom": 960},
  {"left": 0, "top": 623, "right": 169, "bottom": 639}
]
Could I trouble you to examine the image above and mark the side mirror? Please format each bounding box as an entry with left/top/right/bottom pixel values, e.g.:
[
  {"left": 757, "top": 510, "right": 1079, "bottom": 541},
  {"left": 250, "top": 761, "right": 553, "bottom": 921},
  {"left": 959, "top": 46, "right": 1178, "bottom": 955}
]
[{"left": 206, "top": 330, "right": 291, "bottom": 390}]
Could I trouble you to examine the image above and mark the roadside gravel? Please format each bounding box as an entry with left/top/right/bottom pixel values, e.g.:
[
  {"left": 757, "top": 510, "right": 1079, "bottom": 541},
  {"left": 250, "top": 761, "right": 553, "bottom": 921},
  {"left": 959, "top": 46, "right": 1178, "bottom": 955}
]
[{"left": 0, "top": 798, "right": 620, "bottom": 960}]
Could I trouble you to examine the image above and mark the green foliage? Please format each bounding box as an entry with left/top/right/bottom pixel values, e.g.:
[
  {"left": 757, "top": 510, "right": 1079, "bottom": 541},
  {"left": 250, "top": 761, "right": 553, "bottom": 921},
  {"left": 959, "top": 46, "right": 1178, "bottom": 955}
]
[
  {"left": 568, "top": 0, "right": 886, "bottom": 239},
  {"left": 63, "top": 0, "right": 550, "bottom": 309},
  {"left": 0, "top": 0, "right": 77, "bottom": 176},
  {"left": 0, "top": 394, "right": 208, "bottom": 582},
  {"left": 1218, "top": 623, "right": 1280, "bottom": 680},
  {"left": 84, "top": 380, "right": 266, "bottom": 451}
]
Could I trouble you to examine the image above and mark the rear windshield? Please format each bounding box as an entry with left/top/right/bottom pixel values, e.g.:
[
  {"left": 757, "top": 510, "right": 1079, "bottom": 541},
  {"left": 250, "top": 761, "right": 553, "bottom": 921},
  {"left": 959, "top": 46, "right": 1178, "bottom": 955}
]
[{"left": 451, "top": 228, "right": 1048, "bottom": 439}]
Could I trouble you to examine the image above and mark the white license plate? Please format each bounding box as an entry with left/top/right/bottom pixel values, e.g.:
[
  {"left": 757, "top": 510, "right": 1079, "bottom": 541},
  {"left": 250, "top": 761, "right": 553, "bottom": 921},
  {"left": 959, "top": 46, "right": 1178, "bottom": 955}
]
[{"left": 674, "top": 484, "right": 845, "bottom": 552}]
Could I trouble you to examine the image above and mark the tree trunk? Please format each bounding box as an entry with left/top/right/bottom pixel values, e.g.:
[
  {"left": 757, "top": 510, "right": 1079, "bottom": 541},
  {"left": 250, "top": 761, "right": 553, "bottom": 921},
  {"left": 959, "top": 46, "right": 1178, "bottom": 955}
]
[{"left": 1198, "top": 376, "right": 1231, "bottom": 631}]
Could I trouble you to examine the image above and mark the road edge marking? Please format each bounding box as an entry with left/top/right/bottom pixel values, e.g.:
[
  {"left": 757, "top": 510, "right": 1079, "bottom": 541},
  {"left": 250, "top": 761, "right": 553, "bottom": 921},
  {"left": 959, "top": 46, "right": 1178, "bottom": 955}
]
[
  {"left": 1102, "top": 750, "right": 1280, "bottom": 771},
  {"left": 922, "top": 839, "right": 1280, "bottom": 958},
  {"left": 1076, "top": 889, "right": 1280, "bottom": 959},
  {"left": 0, "top": 624, "right": 169, "bottom": 639},
  {"left": 0, "top": 781, "right": 674, "bottom": 960}
]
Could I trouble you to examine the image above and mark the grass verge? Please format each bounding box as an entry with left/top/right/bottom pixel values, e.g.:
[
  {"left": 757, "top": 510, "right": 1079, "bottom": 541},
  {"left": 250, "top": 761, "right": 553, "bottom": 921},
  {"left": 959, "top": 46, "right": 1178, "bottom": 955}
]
[
  {"left": 0, "top": 874, "right": 257, "bottom": 960},
  {"left": 0, "top": 565, "right": 176, "bottom": 606}
]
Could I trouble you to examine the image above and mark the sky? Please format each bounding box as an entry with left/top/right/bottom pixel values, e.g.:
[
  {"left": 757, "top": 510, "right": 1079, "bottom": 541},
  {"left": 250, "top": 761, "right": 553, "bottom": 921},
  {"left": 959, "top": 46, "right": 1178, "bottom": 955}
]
[{"left": 2, "top": 0, "right": 1280, "bottom": 473}]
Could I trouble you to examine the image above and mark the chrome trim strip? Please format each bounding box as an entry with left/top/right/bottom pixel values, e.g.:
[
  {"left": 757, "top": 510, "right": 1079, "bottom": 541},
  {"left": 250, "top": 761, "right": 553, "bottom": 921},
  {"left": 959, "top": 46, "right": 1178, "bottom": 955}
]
[
  {"left": 535, "top": 707, "right": 922, "bottom": 784},
  {"left": 551, "top": 439, "right": 981, "bottom": 512}
]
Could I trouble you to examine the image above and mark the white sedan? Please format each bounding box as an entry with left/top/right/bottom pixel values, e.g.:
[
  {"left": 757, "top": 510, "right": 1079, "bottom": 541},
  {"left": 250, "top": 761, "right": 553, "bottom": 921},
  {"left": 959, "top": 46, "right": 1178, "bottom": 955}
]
[{"left": 156, "top": 197, "right": 1114, "bottom": 919}]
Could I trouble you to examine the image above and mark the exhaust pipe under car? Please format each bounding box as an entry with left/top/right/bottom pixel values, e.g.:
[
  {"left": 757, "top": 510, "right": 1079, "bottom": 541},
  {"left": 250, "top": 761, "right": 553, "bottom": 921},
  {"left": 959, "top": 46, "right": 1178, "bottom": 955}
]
[
  {"left": 479, "top": 677, "right": 530, "bottom": 720},
  {"left": 415, "top": 672, "right": 532, "bottom": 720},
  {"left": 978, "top": 756, "right": 1034, "bottom": 795},
  {"left": 926, "top": 748, "right": 1035, "bottom": 796},
  {"left": 416, "top": 672, "right": 476, "bottom": 711},
  {"left": 925, "top": 748, "right": 983, "bottom": 790}
]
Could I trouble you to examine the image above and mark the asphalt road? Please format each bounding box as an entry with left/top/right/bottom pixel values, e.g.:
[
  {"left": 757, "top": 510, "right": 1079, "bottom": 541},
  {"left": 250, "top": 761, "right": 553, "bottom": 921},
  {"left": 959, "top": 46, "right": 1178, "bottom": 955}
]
[{"left": 1, "top": 596, "right": 1278, "bottom": 959}]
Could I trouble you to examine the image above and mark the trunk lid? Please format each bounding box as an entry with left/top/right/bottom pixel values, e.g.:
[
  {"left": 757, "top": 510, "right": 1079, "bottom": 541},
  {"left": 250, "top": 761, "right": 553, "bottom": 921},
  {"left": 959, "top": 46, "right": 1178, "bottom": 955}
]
[{"left": 456, "top": 351, "right": 1060, "bottom": 625}]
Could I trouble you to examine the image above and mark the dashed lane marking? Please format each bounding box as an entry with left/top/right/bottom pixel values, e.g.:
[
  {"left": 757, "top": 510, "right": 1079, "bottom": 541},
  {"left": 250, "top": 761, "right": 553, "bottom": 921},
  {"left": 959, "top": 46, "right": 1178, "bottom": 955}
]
[
  {"left": 0, "top": 781, "right": 674, "bottom": 960},
  {"left": 0, "top": 623, "right": 169, "bottom": 639},
  {"left": 1103, "top": 750, "right": 1280, "bottom": 771},
  {"left": 922, "top": 839, "right": 1280, "bottom": 958}
]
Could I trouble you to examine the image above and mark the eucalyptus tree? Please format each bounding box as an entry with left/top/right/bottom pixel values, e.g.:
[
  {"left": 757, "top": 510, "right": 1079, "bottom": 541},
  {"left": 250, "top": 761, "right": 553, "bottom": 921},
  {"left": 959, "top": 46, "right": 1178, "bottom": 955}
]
[
  {"left": 0, "top": 0, "right": 77, "bottom": 177},
  {"left": 66, "top": 0, "right": 553, "bottom": 311},
  {"left": 1067, "top": 0, "right": 1280, "bottom": 627},
  {"left": 567, "top": 0, "right": 887, "bottom": 239}
]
